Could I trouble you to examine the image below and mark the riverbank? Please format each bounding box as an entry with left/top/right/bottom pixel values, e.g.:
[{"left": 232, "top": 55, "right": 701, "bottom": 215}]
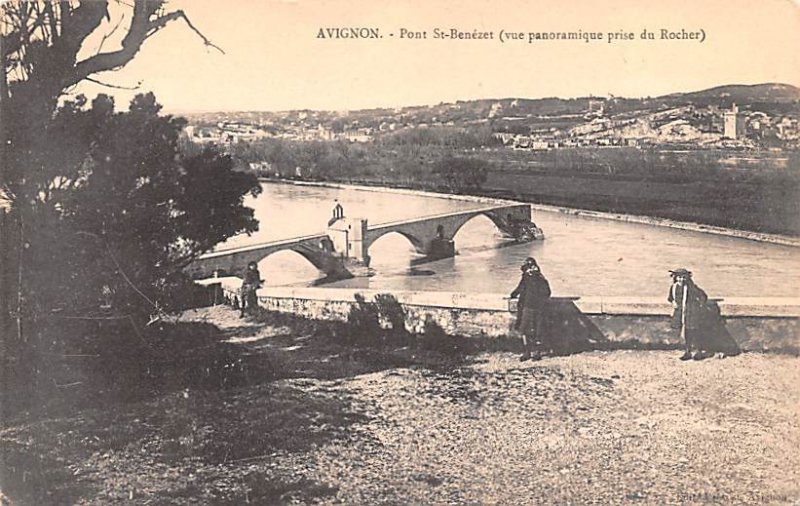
[
  {"left": 3, "top": 305, "right": 798, "bottom": 505},
  {"left": 262, "top": 178, "right": 800, "bottom": 248}
]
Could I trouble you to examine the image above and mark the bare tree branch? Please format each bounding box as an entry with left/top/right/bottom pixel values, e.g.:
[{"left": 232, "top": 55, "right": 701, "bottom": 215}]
[
  {"left": 95, "top": 11, "right": 126, "bottom": 56},
  {"left": 31, "top": 2, "right": 49, "bottom": 41},
  {"left": 84, "top": 75, "right": 140, "bottom": 90},
  {"left": 69, "top": 6, "right": 223, "bottom": 90},
  {"left": 154, "top": 9, "right": 225, "bottom": 55},
  {"left": 19, "top": 4, "right": 32, "bottom": 67},
  {"left": 60, "top": 0, "right": 109, "bottom": 55},
  {"left": 4, "top": 1, "right": 222, "bottom": 95},
  {"left": 0, "top": 19, "right": 25, "bottom": 63},
  {"left": 43, "top": 1, "right": 59, "bottom": 41},
  {"left": 66, "top": 0, "right": 158, "bottom": 88}
]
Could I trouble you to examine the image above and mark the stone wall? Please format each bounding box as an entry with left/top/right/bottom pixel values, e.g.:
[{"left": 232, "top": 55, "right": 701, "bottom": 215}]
[{"left": 204, "top": 277, "right": 800, "bottom": 352}]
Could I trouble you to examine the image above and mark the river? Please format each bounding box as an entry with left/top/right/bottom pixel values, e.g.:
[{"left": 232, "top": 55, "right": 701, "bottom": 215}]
[{"left": 215, "top": 182, "right": 800, "bottom": 298}]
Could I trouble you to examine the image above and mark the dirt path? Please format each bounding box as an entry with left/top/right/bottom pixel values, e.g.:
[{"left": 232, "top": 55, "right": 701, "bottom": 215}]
[
  {"left": 2, "top": 306, "right": 798, "bottom": 505},
  {"left": 311, "top": 352, "right": 800, "bottom": 505}
]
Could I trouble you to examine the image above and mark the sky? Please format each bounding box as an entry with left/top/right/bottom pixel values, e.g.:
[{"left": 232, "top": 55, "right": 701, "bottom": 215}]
[{"left": 72, "top": 0, "right": 800, "bottom": 113}]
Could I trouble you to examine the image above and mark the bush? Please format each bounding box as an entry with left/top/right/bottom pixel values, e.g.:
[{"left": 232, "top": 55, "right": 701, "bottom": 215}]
[
  {"left": 433, "top": 156, "right": 490, "bottom": 192},
  {"left": 345, "top": 293, "right": 382, "bottom": 343},
  {"left": 373, "top": 293, "right": 407, "bottom": 336},
  {"left": 0, "top": 318, "right": 271, "bottom": 417}
]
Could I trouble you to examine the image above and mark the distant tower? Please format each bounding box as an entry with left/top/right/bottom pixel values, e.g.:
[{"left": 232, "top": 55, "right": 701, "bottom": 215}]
[
  {"left": 588, "top": 98, "right": 604, "bottom": 116},
  {"left": 723, "top": 104, "right": 746, "bottom": 139}
]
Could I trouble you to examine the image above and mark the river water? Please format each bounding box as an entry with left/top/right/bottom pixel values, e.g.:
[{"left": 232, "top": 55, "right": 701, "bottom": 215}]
[{"left": 216, "top": 182, "right": 800, "bottom": 298}]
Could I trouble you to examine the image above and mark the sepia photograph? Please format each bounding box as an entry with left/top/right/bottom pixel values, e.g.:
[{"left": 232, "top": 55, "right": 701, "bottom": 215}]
[{"left": 1, "top": 0, "right": 799, "bottom": 504}]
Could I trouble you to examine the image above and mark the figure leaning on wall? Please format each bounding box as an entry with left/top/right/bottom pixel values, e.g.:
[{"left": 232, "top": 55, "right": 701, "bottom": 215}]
[
  {"left": 668, "top": 268, "right": 740, "bottom": 360},
  {"left": 510, "top": 257, "right": 552, "bottom": 361},
  {"left": 240, "top": 261, "right": 264, "bottom": 318}
]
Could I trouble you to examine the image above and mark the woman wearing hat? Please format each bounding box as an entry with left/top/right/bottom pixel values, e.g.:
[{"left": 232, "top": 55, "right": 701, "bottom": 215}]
[
  {"left": 668, "top": 268, "right": 709, "bottom": 360},
  {"left": 510, "top": 257, "right": 551, "bottom": 361},
  {"left": 668, "top": 269, "right": 740, "bottom": 360},
  {"left": 511, "top": 258, "right": 535, "bottom": 329}
]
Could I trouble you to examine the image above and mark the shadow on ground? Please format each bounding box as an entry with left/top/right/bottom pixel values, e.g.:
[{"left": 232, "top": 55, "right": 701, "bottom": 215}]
[
  {"left": 0, "top": 306, "right": 472, "bottom": 505},
  {"left": 1, "top": 378, "right": 369, "bottom": 505}
]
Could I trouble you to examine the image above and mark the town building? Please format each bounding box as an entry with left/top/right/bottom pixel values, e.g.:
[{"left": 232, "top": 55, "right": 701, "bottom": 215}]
[{"left": 723, "top": 104, "right": 746, "bottom": 139}]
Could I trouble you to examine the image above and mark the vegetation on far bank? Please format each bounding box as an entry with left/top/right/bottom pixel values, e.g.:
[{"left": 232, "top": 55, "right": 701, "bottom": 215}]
[{"left": 228, "top": 132, "right": 800, "bottom": 236}]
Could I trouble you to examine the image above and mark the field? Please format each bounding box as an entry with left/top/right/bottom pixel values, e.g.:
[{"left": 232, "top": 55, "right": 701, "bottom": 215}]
[
  {"left": 474, "top": 148, "right": 800, "bottom": 236},
  {"left": 2, "top": 306, "right": 799, "bottom": 505},
  {"left": 480, "top": 168, "right": 799, "bottom": 235}
]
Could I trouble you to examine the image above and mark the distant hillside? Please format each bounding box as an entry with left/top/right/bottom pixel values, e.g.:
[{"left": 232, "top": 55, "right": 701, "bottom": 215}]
[
  {"left": 185, "top": 83, "right": 800, "bottom": 132},
  {"left": 669, "top": 83, "right": 800, "bottom": 104}
]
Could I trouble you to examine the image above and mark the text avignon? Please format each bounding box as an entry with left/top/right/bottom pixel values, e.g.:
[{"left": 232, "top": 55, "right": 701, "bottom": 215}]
[{"left": 317, "top": 27, "right": 381, "bottom": 39}]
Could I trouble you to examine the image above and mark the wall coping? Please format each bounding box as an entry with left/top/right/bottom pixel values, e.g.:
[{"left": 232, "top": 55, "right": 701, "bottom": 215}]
[{"left": 199, "top": 277, "right": 800, "bottom": 318}]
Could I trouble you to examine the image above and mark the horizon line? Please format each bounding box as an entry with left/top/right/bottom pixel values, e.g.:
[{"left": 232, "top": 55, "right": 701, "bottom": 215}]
[{"left": 162, "top": 81, "right": 800, "bottom": 116}]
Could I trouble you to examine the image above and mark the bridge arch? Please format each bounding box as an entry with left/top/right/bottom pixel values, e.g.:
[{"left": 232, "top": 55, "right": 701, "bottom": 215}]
[
  {"left": 256, "top": 248, "right": 328, "bottom": 270},
  {"left": 254, "top": 249, "right": 327, "bottom": 284},
  {"left": 449, "top": 210, "right": 514, "bottom": 241},
  {"left": 366, "top": 229, "right": 426, "bottom": 254},
  {"left": 190, "top": 203, "right": 532, "bottom": 278}
]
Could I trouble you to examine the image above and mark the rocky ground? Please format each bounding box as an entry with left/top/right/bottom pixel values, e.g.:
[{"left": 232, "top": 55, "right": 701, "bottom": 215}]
[{"left": 2, "top": 305, "right": 799, "bottom": 505}]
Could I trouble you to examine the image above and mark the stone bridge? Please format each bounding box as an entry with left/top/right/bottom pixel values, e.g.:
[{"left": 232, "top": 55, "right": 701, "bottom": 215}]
[
  {"left": 359, "top": 203, "right": 532, "bottom": 261},
  {"left": 185, "top": 233, "right": 350, "bottom": 280},
  {"left": 188, "top": 203, "right": 534, "bottom": 280}
]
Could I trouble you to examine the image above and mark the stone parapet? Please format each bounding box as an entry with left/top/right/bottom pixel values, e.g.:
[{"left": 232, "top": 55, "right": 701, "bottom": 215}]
[{"left": 199, "top": 277, "right": 799, "bottom": 352}]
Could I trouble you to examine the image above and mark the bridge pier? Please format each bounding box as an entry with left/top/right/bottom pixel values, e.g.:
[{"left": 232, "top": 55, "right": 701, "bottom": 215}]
[
  {"left": 426, "top": 225, "right": 456, "bottom": 260},
  {"left": 327, "top": 217, "right": 371, "bottom": 266}
]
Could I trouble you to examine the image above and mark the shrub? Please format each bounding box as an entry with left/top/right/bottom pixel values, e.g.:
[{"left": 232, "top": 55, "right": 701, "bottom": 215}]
[
  {"left": 373, "top": 293, "right": 407, "bottom": 336},
  {"left": 345, "top": 293, "right": 382, "bottom": 343}
]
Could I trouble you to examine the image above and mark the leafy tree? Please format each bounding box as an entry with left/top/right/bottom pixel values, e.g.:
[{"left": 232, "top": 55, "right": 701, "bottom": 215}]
[
  {"left": 330, "top": 119, "right": 345, "bottom": 133},
  {"left": 433, "top": 156, "right": 490, "bottom": 193},
  {"left": 1, "top": 1, "right": 222, "bottom": 207},
  {"left": 0, "top": 1, "right": 244, "bottom": 339},
  {"left": 23, "top": 93, "right": 261, "bottom": 317}
]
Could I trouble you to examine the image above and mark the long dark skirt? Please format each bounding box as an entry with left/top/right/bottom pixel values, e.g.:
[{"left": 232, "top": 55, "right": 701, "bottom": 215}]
[
  {"left": 240, "top": 285, "right": 258, "bottom": 314},
  {"left": 519, "top": 308, "right": 545, "bottom": 342}
]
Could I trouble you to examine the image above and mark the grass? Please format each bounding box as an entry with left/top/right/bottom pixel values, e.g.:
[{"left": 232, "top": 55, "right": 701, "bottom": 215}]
[{"left": 480, "top": 167, "right": 800, "bottom": 236}]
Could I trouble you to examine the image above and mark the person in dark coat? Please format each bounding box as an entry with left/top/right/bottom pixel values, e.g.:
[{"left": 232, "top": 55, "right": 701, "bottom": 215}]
[
  {"left": 240, "top": 261, "right": 263, "bottom": 317},
  {"left": 510, "top": 257, "right": 534, "bottom": 329},
  {"left": 510, "top": 257, "right": 552, "bottom": 361},
  {"left": 669, "top": 268, "right": 706, "bottom": 359},
  {"left": 668, "top": 268, "right": 740, "bottom": 360}
]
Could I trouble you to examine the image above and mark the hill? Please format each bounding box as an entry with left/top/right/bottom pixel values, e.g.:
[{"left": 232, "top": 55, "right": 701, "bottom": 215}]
[
  {"left": 183, "top": 82, "right": 800, "bottom": 152},
  {"left": 184, "top": 83, "right": 800, "bottom": 125},
  {"left": 673, "top": 83, "right": 800, "bottom": 104}
]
